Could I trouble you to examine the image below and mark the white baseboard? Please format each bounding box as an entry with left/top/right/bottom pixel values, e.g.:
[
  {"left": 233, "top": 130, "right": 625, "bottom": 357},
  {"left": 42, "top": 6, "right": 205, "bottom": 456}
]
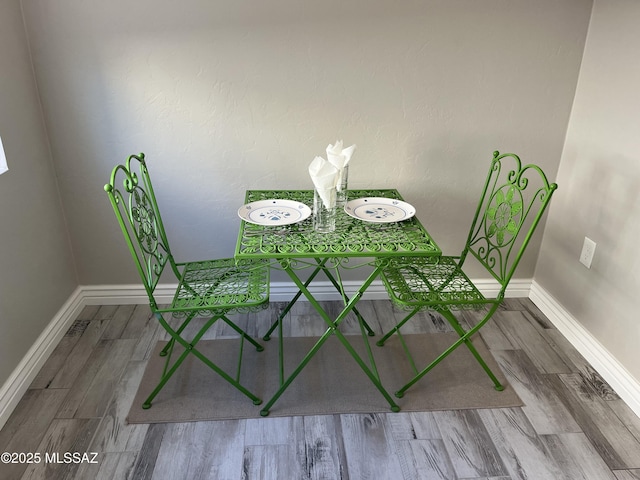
[
  {"left": 0, "top": 287, "right": 85, "bottom": 430},
  {"left": 530, "top": 280, "right": 640, "bottom": 418},
  {"left": 3, "top": 277, "right": 637, "bottom": 430},
  {"left": 79, "top": 278, "right": 529, "bottom": 304},
  {"left": 80, "top": 284, "right": 176, "bottom": 306},
  {"left": 269, "top": 278, "right": 531, "bottom": 301}
]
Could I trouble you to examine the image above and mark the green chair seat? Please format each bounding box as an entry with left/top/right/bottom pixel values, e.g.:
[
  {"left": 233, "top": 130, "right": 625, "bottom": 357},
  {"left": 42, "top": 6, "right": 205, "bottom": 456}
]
[
  {"left": 169, "top": 258, "right": 269, "bottom": 316},
  {"left": 382, "top": 256, "right": 486, "bottom": 310}
]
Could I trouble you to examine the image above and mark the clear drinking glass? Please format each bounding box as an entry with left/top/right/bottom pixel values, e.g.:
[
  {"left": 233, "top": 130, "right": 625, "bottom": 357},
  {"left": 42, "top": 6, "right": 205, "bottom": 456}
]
[
  {"left": 336, "top": 164, "right": 349, "bottom": 207},
  {"left": 313, "top": 188, "right": 337, "bottom": 233}
]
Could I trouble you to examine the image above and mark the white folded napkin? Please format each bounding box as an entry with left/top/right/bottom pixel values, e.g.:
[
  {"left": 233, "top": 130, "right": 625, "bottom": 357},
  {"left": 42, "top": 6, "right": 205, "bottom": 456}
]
[
  {"left": 326, "top": 140, "right": 356, "bottom": 191},
  {"left": 309, "top": 156, "right": 339, "bottom": 209}
]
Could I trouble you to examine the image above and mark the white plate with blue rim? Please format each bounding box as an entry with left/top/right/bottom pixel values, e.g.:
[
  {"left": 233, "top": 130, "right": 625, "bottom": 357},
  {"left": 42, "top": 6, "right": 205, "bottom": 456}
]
[
  {"left": 238, "top": 199, "right": 312, "bottom": 226},
  {"left": 344, "top": 197, "right": 416, "bottom": 223}
]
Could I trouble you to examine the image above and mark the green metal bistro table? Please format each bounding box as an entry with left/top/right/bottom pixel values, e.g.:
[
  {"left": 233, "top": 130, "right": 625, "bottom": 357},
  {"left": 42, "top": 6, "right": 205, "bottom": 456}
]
[{"left": 234, "top": 189, "right": 441, "bottom": 416}]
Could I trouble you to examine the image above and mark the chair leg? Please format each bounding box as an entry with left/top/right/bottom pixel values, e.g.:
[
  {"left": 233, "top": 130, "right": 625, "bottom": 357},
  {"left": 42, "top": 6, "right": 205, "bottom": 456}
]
[
  {"left": 221, "top": 315, "right": 264, "bottom": 351},
  {"left": 143, "top": 313, "right": 262, "bottom": 409},
  {"left": 376, "top": 307, "right": 420, "bottom": 346},
  {"left": 143, "top": 342, "right": 195, "bottom": 409},
  {"left": 394, "top": 305, "right": 503, "bottom": 398},
  {"left": 262, "top": 258, "right": 375, "bottom": 339},
  {"left": 159, "top": 311, "right": 197, "bottom": 357},
  {"left": 440, "top": 308, "right": 504, "bottom": 391},
  {"left": 327, "top": 260, "right": 375, "bottom": 336}
]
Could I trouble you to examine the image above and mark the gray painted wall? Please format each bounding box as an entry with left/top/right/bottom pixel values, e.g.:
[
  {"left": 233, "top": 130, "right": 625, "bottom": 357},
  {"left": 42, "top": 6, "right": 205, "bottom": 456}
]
[
  {"left": 536, "top": 0, "right": 640, "bottom": 382},
  {"left": 0, "top": 0, "right": 77, "bottom": 386},
  {"left": 21, "top": 0, "right": 591, "bottom": 285}
]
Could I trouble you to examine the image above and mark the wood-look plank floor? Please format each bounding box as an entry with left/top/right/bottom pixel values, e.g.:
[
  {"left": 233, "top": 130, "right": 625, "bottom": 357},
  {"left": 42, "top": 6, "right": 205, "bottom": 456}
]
[{"left": 1, "top": 298, "right": 640, "bottom": 480}]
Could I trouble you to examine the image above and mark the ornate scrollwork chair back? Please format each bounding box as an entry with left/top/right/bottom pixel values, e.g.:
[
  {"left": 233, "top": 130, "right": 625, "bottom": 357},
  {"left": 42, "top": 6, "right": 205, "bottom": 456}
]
[
  {"left": 462, "top": 151, "right": 557, "bottom": 293},
  {"left": 378, "top": 150, "right": 557, "bottom": 397},
  {"left": 104, "top": 153, "right": 270, "bottom": 409},
  {"left": 104, "top": 154, "right": 175, "bottom": 303}
]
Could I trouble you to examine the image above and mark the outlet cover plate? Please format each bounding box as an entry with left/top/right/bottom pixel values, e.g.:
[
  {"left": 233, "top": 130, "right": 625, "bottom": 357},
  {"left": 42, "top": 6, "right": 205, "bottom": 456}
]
[{"left": 580, "top": 236, "right": 596, "bottom": 268}]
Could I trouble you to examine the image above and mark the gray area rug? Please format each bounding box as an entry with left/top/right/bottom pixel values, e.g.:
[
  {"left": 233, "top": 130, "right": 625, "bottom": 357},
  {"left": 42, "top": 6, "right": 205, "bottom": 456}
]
[{"left": 127, "top": 333, "right": 522, "bottom": 423}]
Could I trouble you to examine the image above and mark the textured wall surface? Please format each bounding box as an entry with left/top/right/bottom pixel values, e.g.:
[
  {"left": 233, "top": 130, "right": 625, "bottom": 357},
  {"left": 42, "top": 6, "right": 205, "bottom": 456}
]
[
  {"left": 21, "top": 0, "right": 592, "bottom": 284},
  {"left": 536, "top": 0, "right": 640, "bottom": 382},
  {"left": 0, "top": 0, "right": 77, "bottom": 385}
]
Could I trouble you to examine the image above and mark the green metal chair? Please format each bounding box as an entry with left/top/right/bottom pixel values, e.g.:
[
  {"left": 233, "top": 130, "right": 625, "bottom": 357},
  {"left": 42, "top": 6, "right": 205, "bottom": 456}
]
[
  {"left": 104, "top": 153, "right": 269, "bottom": 408},
  {"left": 378, "top": 150, "right": 557, "bottom": 397}
]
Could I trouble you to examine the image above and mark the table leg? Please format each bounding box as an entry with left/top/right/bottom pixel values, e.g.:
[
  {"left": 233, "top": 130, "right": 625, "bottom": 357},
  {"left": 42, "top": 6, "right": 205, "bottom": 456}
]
[
  {"left": 320, "top": 259, "right": 375, "bottom": 336},
  {"left": 260, "top": 262, "right": 400, "bottom": 416},
  {"left": 262, "top": 258, "right": 375, "bottom": 341},
  {"left": 262, "top": 258, "right": 330, "bottom": 341}
]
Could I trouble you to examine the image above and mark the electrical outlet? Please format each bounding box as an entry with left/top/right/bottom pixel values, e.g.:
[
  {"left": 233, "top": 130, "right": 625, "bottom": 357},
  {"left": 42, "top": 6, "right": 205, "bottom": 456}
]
[{"left": 580, "top": 236, "right": 596, "bottom": 268}]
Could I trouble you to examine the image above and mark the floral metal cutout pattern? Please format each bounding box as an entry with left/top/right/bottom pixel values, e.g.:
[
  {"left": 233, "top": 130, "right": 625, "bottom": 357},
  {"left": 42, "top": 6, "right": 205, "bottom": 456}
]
[
  {"left": 107, "top": 166, "right": 170, "bottom": 292},
  {"left": 236, "top": 190, "right": 440, "bottom": 259},
  {"left": 382, "top": 256, "right": 486, "bottom": 311},
  {"left": 486, "top": 185, "right": 523, "bottom": 246},
  {"left": 466, "top": 152, "right": 557, "bottom": 283},
  {"left": 170, "top": 258, "right": 269, "bottom": 317},
  {"left": 130, "top": 187, "right": 161, "bottom": 253}
]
